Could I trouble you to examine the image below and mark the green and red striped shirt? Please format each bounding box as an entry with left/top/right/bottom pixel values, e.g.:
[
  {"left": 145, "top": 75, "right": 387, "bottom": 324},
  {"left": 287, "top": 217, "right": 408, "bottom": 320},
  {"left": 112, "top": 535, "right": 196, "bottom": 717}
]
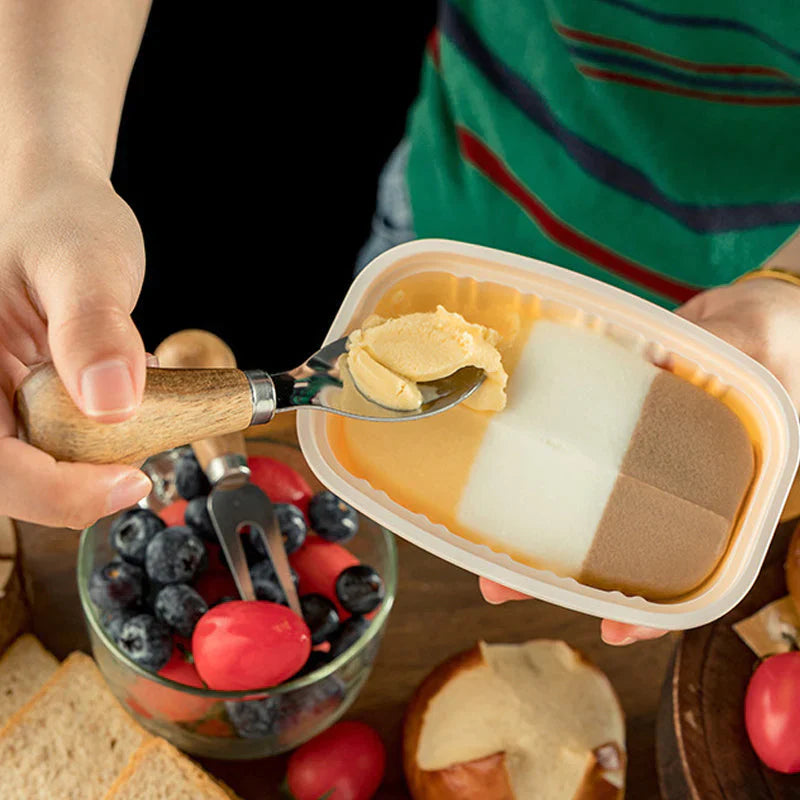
[{"left": 405, "top": 0, "right": 800, "bottom": 307}]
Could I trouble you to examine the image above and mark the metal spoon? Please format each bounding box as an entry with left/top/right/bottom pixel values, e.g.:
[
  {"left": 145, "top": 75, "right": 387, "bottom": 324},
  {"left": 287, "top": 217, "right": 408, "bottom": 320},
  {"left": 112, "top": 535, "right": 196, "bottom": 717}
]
[
  {"left": 15, "top": 336, "right": 486, "bottom": 466},
  {"left": 264, "top": 337, "right": 485, "bottom": 421}
]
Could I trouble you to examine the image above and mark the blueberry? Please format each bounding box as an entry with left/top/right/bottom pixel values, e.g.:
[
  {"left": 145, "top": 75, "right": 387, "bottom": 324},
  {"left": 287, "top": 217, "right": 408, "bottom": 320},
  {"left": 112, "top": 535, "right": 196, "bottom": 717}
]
[
  {"left": 109, "top": 508, "right": 165, "bottom": 566},
  {"left": 335, "top": 564, "right": 385, "bottom": 616},
  {"left": 241, "top": 527, "right": 265, "bottom": 566},
  {"left": 225, "top": 697, "right": 279, "bottom": 738},
  {"left": 247, "top": 504, "right": 305, "bottom": 558},
  {"left": 184, "top": 496, "right": 215, "bottom": 541},
  {"left": 89, "top": 560, "right": 144, "bottom": 612},
  {"left": 328, "top": 616, "right": 370, "bottom": 660},
  {"left": 274, "top": 504, "right": 307, "bottom": 554},
  {"left": 250, "top": 560, "right": 286, "bottom": 604},
  {"left": 116, "top": 613, "right": 173, "bottom": 671},
  {"left": 143, "top": 579, "right": 165, "bottom": 613},
  {"left": 154, "top": 584, "right": 208, "bottom": 638},
  {"left": 277, "top": 676, "right": 345, "bottom": 734},
  {"left": 300, "top": 594, "right": 339, "bottom": 645},
  {"left": 145, "top": 526, "right": 207, "bottom": 585},
  {"left": 174, "top": 452, "right": 211, "bottom": 500},
  {"left": 293, "top": 649, "right": 332, "bottom": 679},
  {"left": 99, "top": 606, "right": 141, "bottom": 643},
  {"left": 209, "top": 595, "right": 236, "bottom": 608},
  {"left": 308, "top": 491, "right": 358, "bottom": 543}
]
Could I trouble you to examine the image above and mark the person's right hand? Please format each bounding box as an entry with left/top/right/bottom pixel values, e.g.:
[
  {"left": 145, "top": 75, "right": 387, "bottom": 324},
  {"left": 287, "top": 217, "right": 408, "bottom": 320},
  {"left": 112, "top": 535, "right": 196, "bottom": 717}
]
[{"left": 0, "top": 163, "right": 153, "bottom": 528}]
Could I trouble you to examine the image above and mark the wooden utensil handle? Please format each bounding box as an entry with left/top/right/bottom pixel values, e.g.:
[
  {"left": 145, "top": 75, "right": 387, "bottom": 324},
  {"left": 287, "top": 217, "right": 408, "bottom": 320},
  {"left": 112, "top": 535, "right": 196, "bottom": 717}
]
[
  {"left": 15, "top": 363, "right": 253, "bottom": 465},
  {"left": 154, "top": 330, "right": 247, "bottom": 470}
]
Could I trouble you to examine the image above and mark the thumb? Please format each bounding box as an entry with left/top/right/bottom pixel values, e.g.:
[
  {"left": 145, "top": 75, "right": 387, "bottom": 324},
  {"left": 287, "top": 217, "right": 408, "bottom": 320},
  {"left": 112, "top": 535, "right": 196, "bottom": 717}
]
[{"left": 34, "top": 244, "right": 146, "bottom": 423}]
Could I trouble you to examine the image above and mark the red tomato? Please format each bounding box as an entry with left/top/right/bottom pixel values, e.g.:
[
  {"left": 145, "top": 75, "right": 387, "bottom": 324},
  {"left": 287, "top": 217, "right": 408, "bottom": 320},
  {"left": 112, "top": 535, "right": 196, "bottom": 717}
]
[
  {"left": 192, "top": 601, "right": 311, "bottom": 690},
  {"left": 204, "top": 542, "right": 229, "bottom": 573},
  {"left": 745, "top": 652, "right": 800, "bottom": 774},
  {"left": 159, "top": 648, "right": 206, "bottom": 688},
  {"left": 193, "top": 570, "right": 239, "bottom": 608},
  {"left": 290, "top": 535, "right": 359, "bottom": 618},
  {"left": 194, "top": 717, "right": 235, "bottom": 738},
  {"left": 247, "top": 456, "right": 312, "bottom": 517},
  {"left": 286, "top": 720, "right": 386, "bottom": 800},
  {"left": 126, "top": 648, "right": 215, "bottom": 722},
  {"left": 159, "top": 499, "right": 189, "bottom": 527}
]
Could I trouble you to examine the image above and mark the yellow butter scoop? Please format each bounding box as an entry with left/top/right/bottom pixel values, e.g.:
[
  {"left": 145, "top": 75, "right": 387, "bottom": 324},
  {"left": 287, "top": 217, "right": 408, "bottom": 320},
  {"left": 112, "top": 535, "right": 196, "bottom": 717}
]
[{"left": 345, "top": 306, "right": 508, "bottom": 412}]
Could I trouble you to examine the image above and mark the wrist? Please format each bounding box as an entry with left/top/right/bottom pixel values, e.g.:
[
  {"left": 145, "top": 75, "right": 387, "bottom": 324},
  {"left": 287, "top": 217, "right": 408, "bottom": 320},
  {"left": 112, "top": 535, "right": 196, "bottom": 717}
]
[
  {"left": 0, "top": 134, "right": 110, "bottom": 214},
  {"left": 734, "top": 267, "right": 800, "bottom": 293}
]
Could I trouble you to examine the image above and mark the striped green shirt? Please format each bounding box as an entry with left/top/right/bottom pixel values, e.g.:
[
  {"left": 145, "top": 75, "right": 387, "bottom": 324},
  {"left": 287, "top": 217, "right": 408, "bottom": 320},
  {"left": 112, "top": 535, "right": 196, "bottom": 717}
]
[{"left": 405, "top": 0, "right": 800, "bottom": 307}]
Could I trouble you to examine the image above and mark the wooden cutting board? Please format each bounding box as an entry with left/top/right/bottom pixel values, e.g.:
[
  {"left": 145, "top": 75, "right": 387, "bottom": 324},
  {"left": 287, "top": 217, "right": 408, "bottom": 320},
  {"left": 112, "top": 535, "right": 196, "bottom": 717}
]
[{"left": 656, "top": 518, "right": 800, "bottom": 799}]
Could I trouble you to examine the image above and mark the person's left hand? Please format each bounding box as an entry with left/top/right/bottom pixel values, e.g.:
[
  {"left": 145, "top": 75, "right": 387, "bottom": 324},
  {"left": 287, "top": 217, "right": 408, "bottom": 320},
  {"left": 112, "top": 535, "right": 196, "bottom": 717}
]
[{"left": 480, "top": 274, "right": 800, "bottom": 645}]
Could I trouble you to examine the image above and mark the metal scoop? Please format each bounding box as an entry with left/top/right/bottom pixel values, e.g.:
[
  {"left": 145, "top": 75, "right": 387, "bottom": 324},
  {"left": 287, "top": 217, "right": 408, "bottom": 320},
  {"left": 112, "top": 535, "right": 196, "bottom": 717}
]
[{"left": 14, "top": 336, "right": 485, "bottom": 466}]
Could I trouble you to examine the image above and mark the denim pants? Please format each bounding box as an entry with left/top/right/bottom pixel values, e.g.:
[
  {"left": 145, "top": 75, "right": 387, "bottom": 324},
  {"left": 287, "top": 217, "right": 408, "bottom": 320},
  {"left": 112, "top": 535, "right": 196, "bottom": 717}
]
[{"left": 354, "top": 140, "right": 416, "bottom": 275}]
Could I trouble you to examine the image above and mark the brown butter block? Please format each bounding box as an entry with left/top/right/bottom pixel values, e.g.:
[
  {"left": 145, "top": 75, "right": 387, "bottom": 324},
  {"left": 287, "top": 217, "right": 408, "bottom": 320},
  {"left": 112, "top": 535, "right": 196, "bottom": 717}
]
[
  {"left": 581, "top": 475, "right": 732, "bottom": 600},
  {"left": 620, "top": 371, "right": 754, "bottom": 520}
]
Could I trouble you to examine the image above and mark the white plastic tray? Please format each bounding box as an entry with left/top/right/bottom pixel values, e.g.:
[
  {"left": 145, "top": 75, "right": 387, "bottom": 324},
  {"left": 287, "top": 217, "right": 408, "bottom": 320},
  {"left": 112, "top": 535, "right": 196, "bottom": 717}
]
[{"left": 297, "top": 240, "right": 799, "bottom": 629}]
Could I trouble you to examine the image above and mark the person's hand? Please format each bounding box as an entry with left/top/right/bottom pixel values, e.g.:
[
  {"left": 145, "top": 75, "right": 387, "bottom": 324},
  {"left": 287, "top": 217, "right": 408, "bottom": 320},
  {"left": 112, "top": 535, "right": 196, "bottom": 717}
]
[
  {"left": 480, "top": 274, "right": 800, "bottom": 644},
  {"left": 0, "top": 163, "right": 152, "bottom": 528}
]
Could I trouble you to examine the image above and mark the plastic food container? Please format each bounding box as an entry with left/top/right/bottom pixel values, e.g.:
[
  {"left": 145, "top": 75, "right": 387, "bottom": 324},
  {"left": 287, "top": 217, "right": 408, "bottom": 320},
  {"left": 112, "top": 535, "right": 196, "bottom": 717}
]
[{"left": 297, "top": 239, "right": 799, "bottom": 630}]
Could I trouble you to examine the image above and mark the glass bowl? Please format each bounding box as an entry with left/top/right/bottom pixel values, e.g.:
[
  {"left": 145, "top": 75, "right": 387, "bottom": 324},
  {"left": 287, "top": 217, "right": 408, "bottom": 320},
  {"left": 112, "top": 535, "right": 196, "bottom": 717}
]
[{"left": 77, "top": 439, "right": 397, "bottom": 759}]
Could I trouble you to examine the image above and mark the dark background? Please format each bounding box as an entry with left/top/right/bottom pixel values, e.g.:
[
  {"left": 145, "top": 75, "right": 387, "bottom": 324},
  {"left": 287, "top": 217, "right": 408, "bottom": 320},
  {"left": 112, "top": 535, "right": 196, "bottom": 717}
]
[{"left": 113, "top": 3, "right": 437, "bottom": 369}]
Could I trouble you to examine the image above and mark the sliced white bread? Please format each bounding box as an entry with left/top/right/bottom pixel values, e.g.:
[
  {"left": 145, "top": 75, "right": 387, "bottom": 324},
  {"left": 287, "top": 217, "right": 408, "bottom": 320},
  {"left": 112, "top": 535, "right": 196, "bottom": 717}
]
[
  {"left": 0, "top": 518, "right": 30, "bottom": 655},
  {"left": 104, "top": 738, "right": 240, "bottom": 800},
  {"left": 0, "top": 651, "right": 150, "bottom": 800},
  {"left": 0, "top": 634, "right": 59, "bottom": 725}
]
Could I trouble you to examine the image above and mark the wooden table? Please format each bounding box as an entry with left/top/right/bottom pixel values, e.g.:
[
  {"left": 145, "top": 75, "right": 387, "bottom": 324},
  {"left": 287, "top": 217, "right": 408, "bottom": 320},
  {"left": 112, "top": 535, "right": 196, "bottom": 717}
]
[{"left": 11, "top": 414, "right": 702, "bottom": 799}]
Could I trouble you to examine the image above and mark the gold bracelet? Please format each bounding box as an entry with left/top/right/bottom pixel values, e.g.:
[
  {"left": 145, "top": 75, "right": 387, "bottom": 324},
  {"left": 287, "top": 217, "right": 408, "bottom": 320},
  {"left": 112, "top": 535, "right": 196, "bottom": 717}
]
[{"left": 734, "top": 267, "right": 800, "bottom": 290}]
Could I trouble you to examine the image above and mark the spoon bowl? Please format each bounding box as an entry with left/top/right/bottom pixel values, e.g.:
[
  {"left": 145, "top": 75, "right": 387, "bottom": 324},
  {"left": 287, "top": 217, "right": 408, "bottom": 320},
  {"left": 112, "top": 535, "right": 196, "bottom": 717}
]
[{"left": 270, "top": 336, "right": 485, "bottom": 421}]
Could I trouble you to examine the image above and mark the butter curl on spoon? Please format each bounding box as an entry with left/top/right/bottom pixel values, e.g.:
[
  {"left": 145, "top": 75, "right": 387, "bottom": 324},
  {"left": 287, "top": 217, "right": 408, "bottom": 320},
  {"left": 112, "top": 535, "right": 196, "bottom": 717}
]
[{"left": 344, "top": 306, "right": 508, "bottom": 413}]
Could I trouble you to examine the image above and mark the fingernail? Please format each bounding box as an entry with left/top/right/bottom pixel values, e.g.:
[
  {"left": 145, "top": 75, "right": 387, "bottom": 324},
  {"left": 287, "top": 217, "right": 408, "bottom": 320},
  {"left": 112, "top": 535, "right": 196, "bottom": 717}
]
[
  {"left": 107, "top": 472, "right": 151, "bottom": 515},
  {"left": 484, "top": 596, "right": 504, "bottom": 605},
  {"left": 145, "top": 353, "right": 159, "bottom": 368},
  {"left": 80, "top": 359, "right": 135, "bottom": 417},
  {"left": 607, "top": 636, "right": 636, "bottom": 646}
]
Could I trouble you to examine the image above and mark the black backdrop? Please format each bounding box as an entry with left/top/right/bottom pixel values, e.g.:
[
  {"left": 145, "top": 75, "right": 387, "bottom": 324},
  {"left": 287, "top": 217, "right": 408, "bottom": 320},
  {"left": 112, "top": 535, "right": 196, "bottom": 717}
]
[{"left": 114, "top": 3, "right": 437, "bottom": 370}]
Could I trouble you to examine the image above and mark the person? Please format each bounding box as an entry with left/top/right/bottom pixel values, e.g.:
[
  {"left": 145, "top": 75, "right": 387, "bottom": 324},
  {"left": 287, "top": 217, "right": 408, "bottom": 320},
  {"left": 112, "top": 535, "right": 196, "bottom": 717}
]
[{"left": 0, "top": 2, "right": 797, "bottom": 647}]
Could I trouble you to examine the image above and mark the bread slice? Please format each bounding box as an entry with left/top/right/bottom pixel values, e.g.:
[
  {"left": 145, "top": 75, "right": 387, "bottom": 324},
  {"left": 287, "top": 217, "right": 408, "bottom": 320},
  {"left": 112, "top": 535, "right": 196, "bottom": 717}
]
[
  {"left": 0, "top": 634, "right": 59, "bottom": 725},
  {"left": 104, "top": 738, "right": 240, "bottom": 800},
  {"left": 0, "top": 559, "right": 30, "bottom": 656},
  {"left": 0, "top": 516, "right": 17, "bottom": 559},
  {"left": 0, "top": 651, "right": 150, "bottom": 800}
]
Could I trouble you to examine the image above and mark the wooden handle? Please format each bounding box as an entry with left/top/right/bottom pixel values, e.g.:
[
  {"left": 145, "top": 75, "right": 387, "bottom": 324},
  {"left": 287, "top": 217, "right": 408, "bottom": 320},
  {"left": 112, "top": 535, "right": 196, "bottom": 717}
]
[
  {"left": 154, "top": 330, "right": 247, "bottom": 470},
  {"left": 15, "top": 363, "right": 253, "bottom": 465}
]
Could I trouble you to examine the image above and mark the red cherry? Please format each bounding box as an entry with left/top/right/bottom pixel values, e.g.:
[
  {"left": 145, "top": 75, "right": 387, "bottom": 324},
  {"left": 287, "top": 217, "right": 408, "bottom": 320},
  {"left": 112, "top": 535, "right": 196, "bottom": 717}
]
[
  {"left": 290, "top": 535, "right": 359, "bottom": 618},
  {"left": 247, "top": 456, "right": 312, "bottom": 517},
  {"left": 192, "top": 601, "right": 311, "bottom": 690}
]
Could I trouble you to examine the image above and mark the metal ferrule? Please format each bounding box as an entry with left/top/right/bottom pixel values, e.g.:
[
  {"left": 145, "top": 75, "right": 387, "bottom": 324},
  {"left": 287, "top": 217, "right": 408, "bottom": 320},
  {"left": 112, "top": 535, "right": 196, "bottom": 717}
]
[
  {"left": 245, "top": 369, "right": 277, "bottom": 425},
  {"left": 206, "top": 454, "right": 250, "bottom": 488}
]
